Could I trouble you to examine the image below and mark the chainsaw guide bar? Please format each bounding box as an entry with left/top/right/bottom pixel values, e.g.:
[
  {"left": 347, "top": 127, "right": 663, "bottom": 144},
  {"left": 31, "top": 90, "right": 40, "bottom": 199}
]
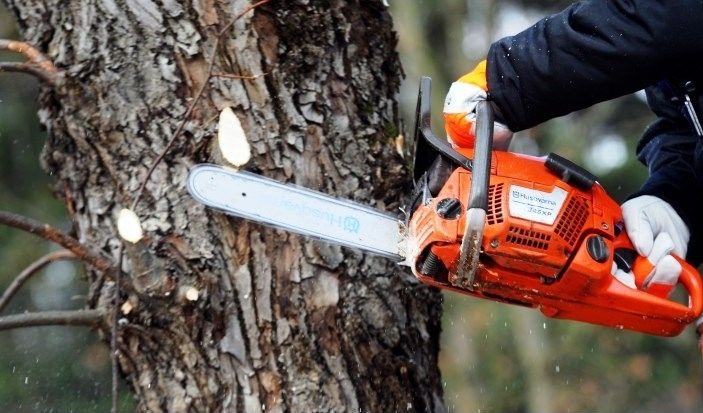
[{"left": 187, "top": 164, "right": 408, "bottom": 263}]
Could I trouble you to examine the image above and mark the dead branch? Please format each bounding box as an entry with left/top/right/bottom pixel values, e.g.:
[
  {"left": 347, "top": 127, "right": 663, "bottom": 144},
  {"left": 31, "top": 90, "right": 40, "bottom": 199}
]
[
  {"left": 0, "top": 61, "right": 53, "bottom": 83},
  {"left": 130, "top": 0, "right": 272, "bottom": 210},
  {"left": 0, "top": 39, "right": 58, "bottom": 85},
  {"left": 0, "top": 210, "right": 113, "bottom": 272},
  {"left": 0, "top": 309, "right": 103, "bottom": 331},
  {"left": 0, "top": 250, "right": 77, "bottom": 313}
]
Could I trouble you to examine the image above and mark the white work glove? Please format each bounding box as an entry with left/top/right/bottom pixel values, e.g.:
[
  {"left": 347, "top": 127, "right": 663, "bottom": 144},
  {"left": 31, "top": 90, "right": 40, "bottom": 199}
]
[
  {"left": 611, "top": 195, "right": 689, "bottom": 294},
  {"left": 443, "top": 60, "right": 513, "bottom": 150}
]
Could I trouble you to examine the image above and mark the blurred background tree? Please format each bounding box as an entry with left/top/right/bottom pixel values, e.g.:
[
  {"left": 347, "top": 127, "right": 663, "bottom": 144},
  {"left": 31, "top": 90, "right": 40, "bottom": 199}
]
[{"left": 0, "top": 1, "right": 700, "bottom": 412}]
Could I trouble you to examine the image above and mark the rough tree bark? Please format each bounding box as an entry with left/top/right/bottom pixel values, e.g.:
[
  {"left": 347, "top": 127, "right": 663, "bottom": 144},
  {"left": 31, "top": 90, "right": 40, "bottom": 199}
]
[{"left": 3, "top": 1, "right": 444, "bottom": 412}]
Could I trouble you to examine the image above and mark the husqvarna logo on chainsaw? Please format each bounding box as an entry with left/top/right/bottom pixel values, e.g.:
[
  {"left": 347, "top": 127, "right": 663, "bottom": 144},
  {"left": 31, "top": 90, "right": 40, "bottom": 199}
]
[
  {"left": 279, "top": 198, "right": 361, "bottom": 234},
  {"left": 508, "top": 185, "right": 568, "bottom": 225}
]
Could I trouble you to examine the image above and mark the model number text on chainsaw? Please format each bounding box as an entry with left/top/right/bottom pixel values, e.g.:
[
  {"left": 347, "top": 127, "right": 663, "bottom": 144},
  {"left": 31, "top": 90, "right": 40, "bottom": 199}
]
[{"left": 508, "top": 185, "right": 568, "bottom": 225}]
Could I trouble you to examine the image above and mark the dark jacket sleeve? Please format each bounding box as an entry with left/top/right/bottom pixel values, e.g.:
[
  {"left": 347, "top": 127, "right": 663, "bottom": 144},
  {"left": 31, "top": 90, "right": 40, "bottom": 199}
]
[
  {"left": 487, "top": 0, "right": 703, "bottom": 131},
  {"left": 628, "top": 127, "right": 703, "bottom": 265}
]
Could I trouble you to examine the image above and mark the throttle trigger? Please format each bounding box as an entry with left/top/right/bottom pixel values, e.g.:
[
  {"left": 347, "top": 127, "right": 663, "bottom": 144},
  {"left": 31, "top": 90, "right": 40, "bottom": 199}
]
[{"left": 614, "top": 248, "right": 638, "bottom": 273}]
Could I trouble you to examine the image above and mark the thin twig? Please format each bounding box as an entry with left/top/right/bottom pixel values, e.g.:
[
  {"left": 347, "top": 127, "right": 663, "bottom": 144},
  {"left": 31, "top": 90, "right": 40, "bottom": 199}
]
[
  {"left": 216, "top": 0, "right": 272, "bottom": 37},
  {"left": 0, "top": 39, "right": 58, "bottom": 85},
  {"left": 129, "top": 70, "right": 210, "bottom": 210},
  {"left": 0, "top": 61, "right": 53, "bottom": 83},
  {"left": 211, "top": 71, "right": 269, "bottom": 80},
  {"left": 0, "top": 39, "right": 56, "bottom": 73},
  {"left": 0, "top": 211, "right": 113, "bottom": 272},
  {"left": 0, "top": 250, "right": 77, "bottom": 313},
  {"left": 130, "top": 0, "right": 272, "bottom": 211},
  {"left": 111, "top": 245, "right": 124, "bottom": 413},
  {"left": 0, "top": 309, "right": 103, "bottom": 331}
]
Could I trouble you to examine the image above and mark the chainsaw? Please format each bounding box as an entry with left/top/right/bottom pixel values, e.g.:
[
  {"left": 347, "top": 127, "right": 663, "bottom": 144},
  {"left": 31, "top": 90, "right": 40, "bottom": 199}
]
[{"left": 187, "top": 77, "right": 703, "bottom": 337}]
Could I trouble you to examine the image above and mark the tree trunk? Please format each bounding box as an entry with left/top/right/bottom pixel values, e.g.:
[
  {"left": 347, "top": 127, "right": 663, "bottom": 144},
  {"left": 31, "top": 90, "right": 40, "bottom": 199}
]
[{"left": 3, "top": 1, "right": 444, "bottom": 412}]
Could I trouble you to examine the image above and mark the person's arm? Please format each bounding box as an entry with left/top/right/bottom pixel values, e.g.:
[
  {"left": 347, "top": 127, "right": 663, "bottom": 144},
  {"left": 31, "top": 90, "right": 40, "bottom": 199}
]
[
  {"left": 488, "top": 0, "right": 703, "bottom": 131},
  {"left": 629, "top": 126, "right": 703, "bottom": 265}
]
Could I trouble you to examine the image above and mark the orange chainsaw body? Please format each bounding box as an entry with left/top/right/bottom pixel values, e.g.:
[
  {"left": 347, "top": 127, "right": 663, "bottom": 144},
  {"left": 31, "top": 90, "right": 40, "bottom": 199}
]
[{"left": 408, "top": 148, "right": 703, "bottom": 336}]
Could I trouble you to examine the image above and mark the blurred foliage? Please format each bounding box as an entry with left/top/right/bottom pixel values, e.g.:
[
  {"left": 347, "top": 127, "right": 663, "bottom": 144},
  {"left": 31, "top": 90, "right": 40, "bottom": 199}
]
[
  {"left": 393, "top": 1, "right": 701, "bottom": 413},
  {"left": 0, "top": 1, "right": 701, "bottom": 413}
]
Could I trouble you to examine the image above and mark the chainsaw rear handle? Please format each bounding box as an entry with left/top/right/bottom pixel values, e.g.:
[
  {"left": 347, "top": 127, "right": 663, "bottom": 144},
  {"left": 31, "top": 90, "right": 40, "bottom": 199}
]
[
  {"left": 630, "top": 253, "right": 703, "bottom": 315},
  {"left": 613, "top": 231, "right": 703, "bottom": 318},
  {"left": 673, "top": 257, "right": 703, "bottom": 316}
]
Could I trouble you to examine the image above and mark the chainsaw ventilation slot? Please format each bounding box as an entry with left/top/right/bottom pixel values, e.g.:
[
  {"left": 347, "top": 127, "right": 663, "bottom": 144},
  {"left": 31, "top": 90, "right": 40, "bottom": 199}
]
[
  {"left": 486, "top": 183, "right": 504, "bottom": 225},
  {"left": 506, "top": 226, "right": 551, "bottom": 250},
  {"left": 555, "top": 196, "right": 589, "bottom": 246}
]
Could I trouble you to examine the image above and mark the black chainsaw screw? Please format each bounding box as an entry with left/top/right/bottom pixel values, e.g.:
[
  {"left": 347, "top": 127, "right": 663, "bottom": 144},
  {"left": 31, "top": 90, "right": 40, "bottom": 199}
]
[{"left": 436, "top": 198, "right": 462, "bottom": 219}]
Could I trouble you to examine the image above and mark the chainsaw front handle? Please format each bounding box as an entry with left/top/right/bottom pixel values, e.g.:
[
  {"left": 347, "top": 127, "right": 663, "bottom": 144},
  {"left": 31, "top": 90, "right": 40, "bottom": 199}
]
[
  {"left": 468, "top": 100, "right": 493, "bottom": 211},
  {"left": 455, "top": 101, "right": 493, "bottom": 290}
]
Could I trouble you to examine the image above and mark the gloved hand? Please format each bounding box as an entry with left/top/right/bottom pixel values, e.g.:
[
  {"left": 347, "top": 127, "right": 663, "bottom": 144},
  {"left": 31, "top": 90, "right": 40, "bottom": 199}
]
[
  {"left": 611, "top": 195, "right": 690, "bottom": 296},
  {"left": 443, "top": 60, "right": 513, "bottom": 149}
]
